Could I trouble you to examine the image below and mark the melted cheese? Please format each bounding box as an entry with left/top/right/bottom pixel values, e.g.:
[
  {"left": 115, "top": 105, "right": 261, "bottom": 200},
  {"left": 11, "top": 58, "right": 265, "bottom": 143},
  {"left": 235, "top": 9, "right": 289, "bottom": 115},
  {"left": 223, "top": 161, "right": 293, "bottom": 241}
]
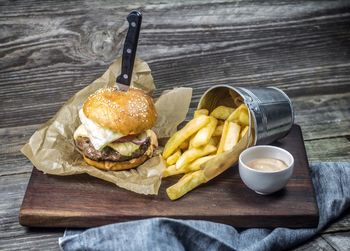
[
  {"left": 78, "top": 109, "right": 125, "bottom": 150},
  {"left": 74, "top": 124, "right": 141, "bottom": 155},
  {"left": 108, "top": 142, "right": 140, "bottom": 156}
]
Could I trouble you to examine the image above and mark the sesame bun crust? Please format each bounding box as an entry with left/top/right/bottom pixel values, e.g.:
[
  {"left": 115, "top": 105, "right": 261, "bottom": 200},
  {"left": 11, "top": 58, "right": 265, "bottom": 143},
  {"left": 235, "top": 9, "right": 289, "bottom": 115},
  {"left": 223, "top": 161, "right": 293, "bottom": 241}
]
[
  {"left": 82, "top": 133, "right": 157, "bottom": 171},
  {"left": 83, "top": 87, "right": 157, "bottom": 135}
]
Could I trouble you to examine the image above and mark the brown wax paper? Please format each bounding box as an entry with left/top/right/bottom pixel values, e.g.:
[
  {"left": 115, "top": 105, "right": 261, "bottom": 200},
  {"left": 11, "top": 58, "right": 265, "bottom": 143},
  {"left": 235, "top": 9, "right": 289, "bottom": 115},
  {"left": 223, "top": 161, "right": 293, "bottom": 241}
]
[
  {"left": 197, "top": 87, "right": 254, "bottom": 181},
  {"left": 21, "top": 58, "right": 192, "bottom": 195}
]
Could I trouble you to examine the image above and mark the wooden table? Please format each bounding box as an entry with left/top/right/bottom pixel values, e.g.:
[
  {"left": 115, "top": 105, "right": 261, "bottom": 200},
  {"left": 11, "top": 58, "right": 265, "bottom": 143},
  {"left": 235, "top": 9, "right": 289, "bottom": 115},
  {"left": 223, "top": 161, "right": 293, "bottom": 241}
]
[{"left": 1, "top": 1, "right": 349, "bottom": 250}]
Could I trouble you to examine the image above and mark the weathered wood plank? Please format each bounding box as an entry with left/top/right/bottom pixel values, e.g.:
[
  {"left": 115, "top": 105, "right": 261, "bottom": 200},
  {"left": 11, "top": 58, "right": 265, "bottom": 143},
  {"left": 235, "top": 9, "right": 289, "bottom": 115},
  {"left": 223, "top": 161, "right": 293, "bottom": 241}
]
[
  {"left": 324, "top": 209, "right": 350, "bottom": 233},
  {"left": 1, "top": 1, "right": 350, "bottom": 128},
  {"left": 304, "top": 137, "right": 350, "bottom": 162},
  {"left": 322, "top": 231, "right": 350, "bottom": 251},
  {"left": 0, "top": 125, "right": 38, "bottom": 176},
  {"left": 0, "top": 173, "right": 61, "bottom": 250},
  {"left": 293, "top": 236, "right": 335, "bottom": 251},
  {"left": 0, "top": 237, "right": 60, "bottom": 251},
  {"left": 293, "top": 93, "right": 350, "bottom": 141}
]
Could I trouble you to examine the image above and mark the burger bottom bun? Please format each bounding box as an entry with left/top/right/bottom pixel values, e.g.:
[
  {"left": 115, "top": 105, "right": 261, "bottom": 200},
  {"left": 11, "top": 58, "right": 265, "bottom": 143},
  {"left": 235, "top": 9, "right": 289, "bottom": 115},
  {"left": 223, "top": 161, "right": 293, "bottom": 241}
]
[
  {"left": 84, "top": 153, "right": 149, "bottom": 171},
  {"left": 83, "top": 131, "right": 157, "bottom": 171}
]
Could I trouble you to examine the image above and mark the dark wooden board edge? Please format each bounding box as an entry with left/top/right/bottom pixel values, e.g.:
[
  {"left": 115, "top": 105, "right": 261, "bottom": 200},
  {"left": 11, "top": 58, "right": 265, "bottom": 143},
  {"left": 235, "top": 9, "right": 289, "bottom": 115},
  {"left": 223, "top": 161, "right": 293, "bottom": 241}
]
[
  {"left": 288, "top": 125, "right": 319, "bottom": 226},
  {"left": 20, "top": 205, "right": 319, "bottom": 229}
]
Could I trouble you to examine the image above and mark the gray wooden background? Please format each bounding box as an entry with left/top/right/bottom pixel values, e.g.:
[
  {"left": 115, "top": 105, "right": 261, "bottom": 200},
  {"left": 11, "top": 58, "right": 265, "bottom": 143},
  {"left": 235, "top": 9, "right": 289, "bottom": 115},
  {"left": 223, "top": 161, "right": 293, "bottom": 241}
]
[{"left": 0, "top": 0, "right": 349, "bottom": 250}]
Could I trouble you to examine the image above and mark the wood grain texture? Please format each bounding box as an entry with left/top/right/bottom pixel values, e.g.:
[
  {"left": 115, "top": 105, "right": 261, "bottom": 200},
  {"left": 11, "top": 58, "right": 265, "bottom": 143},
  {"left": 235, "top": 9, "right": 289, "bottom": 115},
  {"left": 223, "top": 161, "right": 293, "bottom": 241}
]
[
  {"left": 322, "top": 232, "right": 350, "bottom": 251},
  {"left": 19, "top": 125, "right": 319, "bottom": 229},
  {"left": 294, "top": 236, "right": 335, "bottom": 251},
  {"left": 325, "top": 210, "right": 350, "bottom": 233},
  {"left": 0, "top": 173, "right": 63, "bottom": 251},
  {"left": 1, "top": 0, "right": 350, "bottom": 250},
  {"left": 1, "top": 1, "right": 350, "bottom": 129},
  {"left": 293, "top": 93, "right": 350, "bottom": 141},
  {"left": 305, "top": 137, "right": 350, "bottom": 162}
]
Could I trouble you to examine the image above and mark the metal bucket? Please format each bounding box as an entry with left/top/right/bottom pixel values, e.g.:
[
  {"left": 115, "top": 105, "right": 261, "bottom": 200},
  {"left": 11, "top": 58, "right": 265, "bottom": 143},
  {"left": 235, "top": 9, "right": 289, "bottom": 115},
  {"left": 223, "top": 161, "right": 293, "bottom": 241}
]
[{"left": 198, "top": 85, "right": 294, "bottom": 145}]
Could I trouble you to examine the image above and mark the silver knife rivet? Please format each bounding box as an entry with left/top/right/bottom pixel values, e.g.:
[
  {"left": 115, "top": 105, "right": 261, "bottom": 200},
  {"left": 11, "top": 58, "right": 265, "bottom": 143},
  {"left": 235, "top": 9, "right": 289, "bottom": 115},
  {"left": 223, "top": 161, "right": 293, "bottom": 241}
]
[
  {"left": 131, "top": 22, "right": 136, "bottom": 27},
  {"left": 123, "top": 74, "right": 128, "bottom": 79},
  {"left": 127, "top": 48, "right": 132, "bottom": 53}
]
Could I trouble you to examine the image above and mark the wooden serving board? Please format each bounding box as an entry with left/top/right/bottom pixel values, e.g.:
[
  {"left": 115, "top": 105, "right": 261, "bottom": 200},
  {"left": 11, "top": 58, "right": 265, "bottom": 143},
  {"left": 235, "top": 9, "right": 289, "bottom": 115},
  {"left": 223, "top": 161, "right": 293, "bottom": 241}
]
[{"left": 19, "top": 124, "right": 318, "bottom": 228}]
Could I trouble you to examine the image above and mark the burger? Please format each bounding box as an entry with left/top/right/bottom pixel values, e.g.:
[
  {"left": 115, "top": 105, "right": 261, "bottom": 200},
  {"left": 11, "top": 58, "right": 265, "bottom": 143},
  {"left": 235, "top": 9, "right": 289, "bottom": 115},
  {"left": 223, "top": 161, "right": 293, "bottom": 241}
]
[{"left": 73, "top": 87, "right": 158, "bottom": 171}]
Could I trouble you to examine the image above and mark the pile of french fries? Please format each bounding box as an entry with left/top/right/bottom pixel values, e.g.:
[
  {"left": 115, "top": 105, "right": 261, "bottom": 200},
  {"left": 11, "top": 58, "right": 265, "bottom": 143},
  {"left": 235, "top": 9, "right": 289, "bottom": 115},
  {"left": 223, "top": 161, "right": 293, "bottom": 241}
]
[{"left": 162, "top": 104, "right": 250, "bottom": 200}]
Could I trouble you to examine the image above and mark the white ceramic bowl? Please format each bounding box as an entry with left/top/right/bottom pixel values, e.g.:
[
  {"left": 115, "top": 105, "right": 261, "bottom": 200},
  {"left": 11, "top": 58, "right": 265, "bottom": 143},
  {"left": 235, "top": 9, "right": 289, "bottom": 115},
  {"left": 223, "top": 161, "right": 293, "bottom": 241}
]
[{"left": 239, "top": 145, "right": 294, "bottom": 195}]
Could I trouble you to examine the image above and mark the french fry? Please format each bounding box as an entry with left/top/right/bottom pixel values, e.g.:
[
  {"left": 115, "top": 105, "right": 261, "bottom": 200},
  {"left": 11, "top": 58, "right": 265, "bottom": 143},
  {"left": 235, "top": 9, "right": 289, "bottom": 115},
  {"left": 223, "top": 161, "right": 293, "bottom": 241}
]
[
  {"left": 187, "top": 155, "right": 216, "bottom": 171},
  {"left": 217, "top": 121, "right": 241, "bottom": 153},
  {"left": 240, "top": 126, "right": 249, "bottom": 139},
  {"left": 223, "top": 122, "right": 241, "bottom": 152},
  {"left": 164, "top": 155, "right": 216, "bottom": 178},
  {"left": 213, "top": 124, "right": 224, "bottom": 136},
  {"left": 166, "top": 150, "right": 181, "bottom": 166},
  {"left": 191, "top": 116, "right": 218, "bottom": 148},
  {"left": 239, "top": 111, "right": 249, "bottom": 126},
  {"left": 166, "top": 170, "right": 207, "bottom": 200},
  {"left": 163, "top": 104, "right": 251, "bottom": 200},
  {"left": 194, "top": 109, "right": 209, "bottom": 118},
  {"left": 179, "top": 140, "right": 189, "bottom": 150},
  {"left": 227, "top": 104, "right": 249, "bottom": 126},
  {"left": 163, "top": 165, "right": 185, "bottom": 177},
  {"left": 217, "top": 120, "right": 230, "bottom": 154},
  {"left": 176, "top": 144, "right": 217, "bottom": 170},
  {"left": 166, "top": 129, "right": 250, "bottom": 200},
  {"left": 210, "top": 106, "right": 235, "bottom": 120},
  {"left": 162, "top": 115, "right": 210, "bottom": 159},
  {"left": 188, "top": 134, "right": 196, "bottom": 149}
]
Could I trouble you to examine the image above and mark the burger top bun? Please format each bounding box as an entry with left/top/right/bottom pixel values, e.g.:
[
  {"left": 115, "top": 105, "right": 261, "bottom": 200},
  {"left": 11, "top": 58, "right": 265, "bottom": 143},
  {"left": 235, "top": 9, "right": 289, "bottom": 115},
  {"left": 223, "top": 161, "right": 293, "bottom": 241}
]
[{"left": 83, "top": 87, "right": 157, "bottom": 135}]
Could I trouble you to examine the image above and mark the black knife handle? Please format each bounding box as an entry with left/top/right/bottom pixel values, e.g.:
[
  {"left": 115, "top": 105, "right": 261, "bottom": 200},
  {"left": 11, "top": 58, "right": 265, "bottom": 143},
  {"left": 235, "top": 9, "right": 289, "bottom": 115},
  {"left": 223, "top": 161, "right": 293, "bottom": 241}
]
[{"left": 116, "top": 11, "right": 142, "bottom": 86}]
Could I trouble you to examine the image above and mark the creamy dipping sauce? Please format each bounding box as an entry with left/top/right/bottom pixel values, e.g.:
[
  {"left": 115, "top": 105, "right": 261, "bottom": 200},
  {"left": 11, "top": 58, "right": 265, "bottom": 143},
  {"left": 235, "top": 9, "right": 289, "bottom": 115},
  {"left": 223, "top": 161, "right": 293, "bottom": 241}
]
[{"left": 247, "top": 158, "right": 288, "bottom": 172}]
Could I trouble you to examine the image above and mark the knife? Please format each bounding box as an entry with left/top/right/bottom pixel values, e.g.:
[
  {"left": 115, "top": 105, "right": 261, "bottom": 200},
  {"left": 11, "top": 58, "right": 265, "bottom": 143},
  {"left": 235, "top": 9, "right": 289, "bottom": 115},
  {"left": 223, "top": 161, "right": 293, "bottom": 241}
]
[{"left": 116, "top": 10, "right": 142, "bottom": 91}]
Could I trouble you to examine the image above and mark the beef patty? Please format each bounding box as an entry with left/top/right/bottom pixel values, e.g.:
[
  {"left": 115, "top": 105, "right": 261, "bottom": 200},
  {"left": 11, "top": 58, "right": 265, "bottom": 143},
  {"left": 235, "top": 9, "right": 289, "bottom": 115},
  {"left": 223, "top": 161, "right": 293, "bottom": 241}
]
[{"left": 75, "top": 136, "right": 150, "bottom": 162}]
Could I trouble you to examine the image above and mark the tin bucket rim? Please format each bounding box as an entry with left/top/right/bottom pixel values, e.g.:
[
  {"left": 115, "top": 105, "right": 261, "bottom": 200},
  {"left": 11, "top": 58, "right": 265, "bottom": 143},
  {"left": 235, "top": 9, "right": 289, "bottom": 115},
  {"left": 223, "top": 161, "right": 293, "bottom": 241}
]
[{"left": 197, "top": 84, "right": 258, "bottom": 145}]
